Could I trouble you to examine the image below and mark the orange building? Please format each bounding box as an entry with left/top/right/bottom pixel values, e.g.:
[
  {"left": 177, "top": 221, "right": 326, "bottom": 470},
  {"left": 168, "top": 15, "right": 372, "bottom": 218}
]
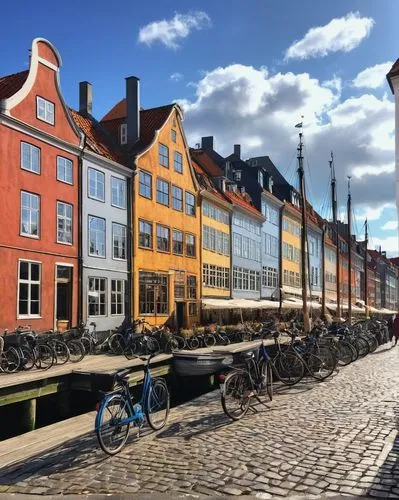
[{"left": 102, "top": 80, "right": 200, "bottom": 327}]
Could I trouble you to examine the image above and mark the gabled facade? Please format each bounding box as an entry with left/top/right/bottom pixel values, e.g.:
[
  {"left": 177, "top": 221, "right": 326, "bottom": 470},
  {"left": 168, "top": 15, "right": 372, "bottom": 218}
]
[
  {"left": 307, "top": 212, "right": 323, "bottom": 298},
  {"left": 281, "top": 202, "right": 302, "bottom": 295},
  {"left": 71, "top": 83, "right": 132, "bottom": 331},
  {"left": 324, "top": 235, "right": 337, "bottom": 303},
  {"left": 102, "top": 81, "right": 200, "bottom": 328},
  {"left": 0, "top": 39, "right": 82, "bottom": 331},
  {"left": 191, "top": 149, "right": 232, "bottom": 299}
]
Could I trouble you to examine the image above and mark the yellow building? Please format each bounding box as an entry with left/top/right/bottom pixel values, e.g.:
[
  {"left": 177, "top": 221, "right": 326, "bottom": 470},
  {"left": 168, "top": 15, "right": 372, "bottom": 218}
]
[
  {"left": 191, "top": 150, "right": 232, "bottom": 298},
  {"left": 325, "top": 237, "right": 337, "bottom": 303},
  {"left": 102, "top": 86, "right": 200, "bottom": 328},
  {"left": 281, "top": 202, "right": 302, "bottom": 295}
]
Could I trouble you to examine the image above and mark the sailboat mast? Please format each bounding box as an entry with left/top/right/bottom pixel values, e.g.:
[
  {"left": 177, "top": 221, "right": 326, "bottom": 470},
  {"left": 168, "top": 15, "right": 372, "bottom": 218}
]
[
  {"left": 330, "top": 152, "right": 341, "bottom": 318},
  {"left": 364, "top": 219, "right": 369, "bottom": 318},
  {"left": 347, "top": 176, "right": 352, "bottom": 324},
  {"left": 297, "top": 130, "right": 310, "bottom": 332}
]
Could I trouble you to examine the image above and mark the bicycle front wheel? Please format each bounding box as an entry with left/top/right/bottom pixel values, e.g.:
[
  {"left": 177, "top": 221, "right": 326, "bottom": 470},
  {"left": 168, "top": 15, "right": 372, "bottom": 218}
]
[
  {"left": 67, "top": 340, "right": 85, "bottom": 363},
  {"left": 145, "top": 379, "right": 170, "bottom": 430},
  {"left": 260, "top": 360, "right": 273, "bottom": 402},
  {"left": 273, "top": 351, "right": 305, "bottom": 386},
  {"left": 96, "top": 393, "right": 131, "bottom": 455},
  {"left": 221, "top": 371, "right": 252, "bottom": 421},
  {"left": 108, "top": 333, "right": 126, "bottom": 355},
  {"left": 306, "top": 349, "right": 335, "bottom": 381}
]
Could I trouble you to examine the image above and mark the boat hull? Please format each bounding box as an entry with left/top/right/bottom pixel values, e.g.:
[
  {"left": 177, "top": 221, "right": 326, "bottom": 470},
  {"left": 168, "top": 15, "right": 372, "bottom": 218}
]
[{"left": 173, "top": 353, "right": 233, "bottom": 377}]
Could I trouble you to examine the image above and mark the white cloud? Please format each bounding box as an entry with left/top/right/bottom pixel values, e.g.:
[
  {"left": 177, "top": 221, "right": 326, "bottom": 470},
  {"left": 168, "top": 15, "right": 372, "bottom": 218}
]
[
  {"left": 138, "top": 11, "right": 211, "bottom": 49},
  {"left": 352, "top": 61, "right": 394, "bottom": 89},
  {"left": 382, "top": 220, "right": 398, "bottom": 231},
  {"left": 354, "top": 203, "right": 395, "bottom": 222},
  {"left": 370, "top": 236, "right": 399, "bottom": 256},
  {"left": 284, "top": 12, "right": 374, "bottom": 61},
  {"left": 180, "top": 62, "right": 395, "bottom": 221},
  {"left": 170, "top": 72, "right": 183, "bottom": 82}
]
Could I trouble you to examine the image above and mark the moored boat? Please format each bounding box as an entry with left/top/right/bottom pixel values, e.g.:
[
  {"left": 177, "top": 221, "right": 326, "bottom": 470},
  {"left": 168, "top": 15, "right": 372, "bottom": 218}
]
[{"left": 173, "top": 351, "right": 233, "bottom": 377}]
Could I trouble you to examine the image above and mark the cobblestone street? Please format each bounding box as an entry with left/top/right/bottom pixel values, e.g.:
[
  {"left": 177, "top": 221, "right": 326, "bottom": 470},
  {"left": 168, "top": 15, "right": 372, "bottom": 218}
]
[{"left": 0, "top": 345, "right": 398, "bottom": 498}]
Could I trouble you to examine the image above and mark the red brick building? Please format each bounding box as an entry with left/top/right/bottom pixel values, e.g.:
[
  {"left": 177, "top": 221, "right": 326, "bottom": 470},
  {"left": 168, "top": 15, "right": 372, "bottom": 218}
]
[{"left": 0, "top": 38, "right": 82, "bottom": 331}]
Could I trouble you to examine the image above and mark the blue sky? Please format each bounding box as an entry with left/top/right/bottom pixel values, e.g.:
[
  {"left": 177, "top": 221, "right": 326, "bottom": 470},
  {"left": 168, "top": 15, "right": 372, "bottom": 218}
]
[{"left": 1, "top": 0, "right": 398, "bottom": 253}]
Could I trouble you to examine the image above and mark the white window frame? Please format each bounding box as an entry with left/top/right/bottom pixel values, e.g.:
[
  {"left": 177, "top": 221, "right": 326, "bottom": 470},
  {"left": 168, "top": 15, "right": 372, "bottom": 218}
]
[
  {"left": 120, "top": 124, "right": 127, "bottom": 145},
  {"left": 21, "top": 142, "right": 40, "bottom": 174},
  {"left": 88, "top": 277, "right": 107, "bottom": 316},
  {"left": 111, "top": 279, "right": 125, "bottom": 316},
  {"left": 17, "top": 260, "right": 41, "bottom": 318},
  {"left": 20, "top": 191, "right": 40, "bottom": 238},
  {"left": 174, "top": 151, "right": 183, "bottom": 173},
  {"left": 112, "top": 223, "right": 127, "bottom": 260},
  {"left": 88, "top": 216, "right": 106, "bottom": 258},
  {"left": 57, "top": 156, "right": 73, "bottom": 184},
  {"left": 111, "top": 176, "right": 127, "bottom": 209},
  {"left": 57, "top": 201, "right": 73, "bottom": 245},
  {"left": 88, "top": 167, "right": 105, "bottom": 202},
  {"left": 36, "top": 96, "right": 55, "bottom": 125}
]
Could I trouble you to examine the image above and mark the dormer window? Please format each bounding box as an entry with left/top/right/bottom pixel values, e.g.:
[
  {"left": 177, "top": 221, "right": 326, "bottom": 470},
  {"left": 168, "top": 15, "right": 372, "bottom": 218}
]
[
  {"left": 234, "top": 170, "right": 241, "bottom": 182},
  {"left": 258, "top": 170, "right": 264, "bottom": 187},
  {"left": 120, "top": 124, "right": 127, "bottom": 145},
  {"left": 269, "top": 176, "right": 273, "bottom": 192},
  {"left": 36, "top": 96, "right": 54, "bottom": 125}
]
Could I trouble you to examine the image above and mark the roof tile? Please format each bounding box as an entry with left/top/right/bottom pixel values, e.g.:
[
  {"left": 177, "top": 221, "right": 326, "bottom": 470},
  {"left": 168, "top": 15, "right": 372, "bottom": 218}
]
[{"left": 0, "top": 70, "right": 28, "bottom": 100}]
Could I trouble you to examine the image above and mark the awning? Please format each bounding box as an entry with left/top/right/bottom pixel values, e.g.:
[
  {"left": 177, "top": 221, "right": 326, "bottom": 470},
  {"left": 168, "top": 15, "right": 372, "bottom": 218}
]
[{"left": 201, "top": 298, "right": 278, "bottom": 310}]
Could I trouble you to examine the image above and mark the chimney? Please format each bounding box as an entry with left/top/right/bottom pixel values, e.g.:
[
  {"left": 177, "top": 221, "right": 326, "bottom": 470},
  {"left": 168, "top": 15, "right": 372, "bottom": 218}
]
[
  {"left": 126, "top": 76, "right": 140, "bottom": 147},
  {"left": 382, "top": 251, "right": 387, "bottom": 258},
  {"left": 201, "top": 136, "right": 214, "bottom": 150},
  {"left": 79, "top": 81, "right": 92, "bottom": 115},
  {"left": 234, "top": 144, "right": 241, "bottom": 158}
]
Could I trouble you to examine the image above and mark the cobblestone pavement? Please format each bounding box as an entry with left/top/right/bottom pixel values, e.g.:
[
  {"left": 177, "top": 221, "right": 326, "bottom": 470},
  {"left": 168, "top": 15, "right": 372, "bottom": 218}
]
[{"left": 0, "top": 345, "right": 398, "bottom": 498}]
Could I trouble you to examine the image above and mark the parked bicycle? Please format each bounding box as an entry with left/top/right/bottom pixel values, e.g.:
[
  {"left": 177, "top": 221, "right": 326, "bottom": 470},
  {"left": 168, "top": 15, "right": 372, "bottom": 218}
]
[{"left": 95, "top": 353, "right": 170, "bottom": 455}]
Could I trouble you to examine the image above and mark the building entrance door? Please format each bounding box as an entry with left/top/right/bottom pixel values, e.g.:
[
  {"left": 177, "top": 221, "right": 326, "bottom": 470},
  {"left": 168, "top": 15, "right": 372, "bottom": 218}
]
[
  {"left": 55, "top": 265, "right": 72, "bottom": 330},
  {"left": 175, "top": 301, "right": 185, "bottom": 330}
]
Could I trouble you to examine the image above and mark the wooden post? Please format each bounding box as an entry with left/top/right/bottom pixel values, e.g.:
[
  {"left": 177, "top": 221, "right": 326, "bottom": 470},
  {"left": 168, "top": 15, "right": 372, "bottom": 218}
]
[
  {"left": 21, "top": 398, "right": 36, "bottom": 433},
  {"left": 347, "top": 177, "right": 352, "bottom": 324},
  {"left": 330, "top": 153, "right": 341, "bottom": 320},
  {"left": 364, "top": 219, "right": 369, "bottom": 318}
]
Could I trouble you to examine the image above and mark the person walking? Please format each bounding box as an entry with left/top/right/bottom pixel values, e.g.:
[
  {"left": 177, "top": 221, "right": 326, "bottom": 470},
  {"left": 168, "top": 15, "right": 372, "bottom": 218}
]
[{"left": 392, "top": 314, "right": 399, "bottom": 346}]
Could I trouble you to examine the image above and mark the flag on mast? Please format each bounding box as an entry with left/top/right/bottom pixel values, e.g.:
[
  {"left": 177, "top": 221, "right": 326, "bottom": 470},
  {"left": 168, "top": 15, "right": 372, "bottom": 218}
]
[{"left": 295, "top": 122, "right": 302, "bottom": 128}]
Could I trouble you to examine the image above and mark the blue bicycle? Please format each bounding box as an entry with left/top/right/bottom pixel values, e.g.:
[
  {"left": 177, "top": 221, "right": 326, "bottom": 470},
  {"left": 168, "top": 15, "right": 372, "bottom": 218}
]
[{"left": 95, "top": 353, "right": 170, "bottom": 455}]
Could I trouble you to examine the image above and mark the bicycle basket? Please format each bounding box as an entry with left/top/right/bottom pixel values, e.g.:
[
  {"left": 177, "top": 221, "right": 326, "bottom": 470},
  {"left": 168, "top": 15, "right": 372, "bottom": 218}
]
[{"left": 3, "top": 334, "right": 21, "bottom": 347}]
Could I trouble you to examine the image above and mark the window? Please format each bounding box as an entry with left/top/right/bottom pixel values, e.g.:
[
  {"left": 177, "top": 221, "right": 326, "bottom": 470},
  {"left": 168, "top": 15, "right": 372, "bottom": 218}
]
[
  {"left": 174, "top": 151, "right": 183, "bottom": 173},
  {"left": 172, "top": 185, "right": 183, "bottom": 211},
  {"left": 57, "top": 201, "right": 73, "bottom": 244},
  {"left": 18, "top": 261, "right": 41, "bottom": 317},
  {"left": 202, "top": 201, "right": 229, "bottom": 225},
  {"left": 185, "top": 192, "right": 196, "bottom": 216},
  {"left": 89, "top": 216, "right": 105, "bottom": 257},
  {"left": 171, "top": 129, "right": 177, "bottom": 143},
  {"left": 262, "top": 266, "right": 278, "bottom": 288},
  {"left": 234, "top": 170, "right": 241, "bottom": 181},
  {"left": 258, "top": 170, "right": 264, "bottom": 187},
  {"left": 36, "top": 96, "right": 54, "bottom": 125},
  {"left": 111, "top": 177, "right": 126, "bottom": 209},
  {"left": 111, "top": 279, "right": 125, "bottom": 315},
  {"left": 203, "top": 225, "right": 229, "bottom": 256},
  {"left": 88, "top": 168, "right": 105, "bottom": 201},
  {"left": 233, "top": 267, "right": 260, "bottom": 291},
  {"left": 186, "top": 233, "right": 196, "bottom": 257},
  {"left": 139, "top": 171, "right": 152, "bottom": 199},
  {"left": 21, "top": 142, "right": 40, "bottom": 174},
  {"left": 88, "top": 277, "right": 106, "bottom": 316},
  {"left": 157, "top": 178, "right": 169, "bottom": 206},
  {"left": 202, "top": 264, "right": 229, "bottom": 289},
  {"left": 57, "top": 156, "right": 73, "bottom": 184},
  {"left": 174, "top": 272, "right": 185, "bottom": 298},
  {"left": 139, "top": 219, "right": 152, "bottom": 248},
  {"left": 187, "top": 276, "right": 197, "bottom": 299},
  {"left": 120, "top": 124, "right": 127, "bottom": 145},
  {"left": 172, "top": 230, "right": 183, "bottom": 255},
  {"left": 156, "top": 224, "right": 170, "bottom": 252},
  {"left": 159, "top": 143, "right": 169, "bottom": 167},
  {"left": 189, "top": 303, "right": 197, "bottom": 316},
  {"left": 21, "top": 191, "right": 40, "bottom": 237},
  {"left": 139, "top": 272, "right": 168, "bottom": 315},
  {"left": 112, "top": 223, "right": 126, "bottom": 260}
]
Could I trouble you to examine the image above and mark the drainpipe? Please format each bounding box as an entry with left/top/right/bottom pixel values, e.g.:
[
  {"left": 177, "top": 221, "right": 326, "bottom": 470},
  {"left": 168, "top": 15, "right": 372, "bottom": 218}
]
[
  {"left": 130, "top": 158, "right": 137, "bottom": 323},
  {"left": 77, "top": 136, "right": 86, "bottom": 326},
  {"left": 278, "top": 204, "right": 284, "bottom": 321}
]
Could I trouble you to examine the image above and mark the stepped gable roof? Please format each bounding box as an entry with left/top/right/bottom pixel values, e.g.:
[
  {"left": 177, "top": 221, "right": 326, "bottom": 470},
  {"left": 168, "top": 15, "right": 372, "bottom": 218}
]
[
  {"left": 224, "top": 188, "right": 263, "bottom": 219},
  {"left": 191, "top": 148, "right": 224, "bottom": 177},
  {"left": 101, "top": 99, "right": 175, "bottom": 155},
  {"left": 387, "top": 59, "right": 399, "bottom": 93},
  {"left": 191, "top": 156, "right": 229, "bottom": 204},
  {"left": 0, "top": 70, "right": 29, "bottom": 99},
  {"left": 70, "top": 109, "right": 125, "bottom": 164}
]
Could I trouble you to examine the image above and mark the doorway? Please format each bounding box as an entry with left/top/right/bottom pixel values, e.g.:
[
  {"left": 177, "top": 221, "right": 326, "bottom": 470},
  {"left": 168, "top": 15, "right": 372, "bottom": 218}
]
[
  {"left": 55, "top": 265, "right": 72, "bottom": 330},
  {"left": 175, "top": 301, "right": 185, "bottom": 330}
]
